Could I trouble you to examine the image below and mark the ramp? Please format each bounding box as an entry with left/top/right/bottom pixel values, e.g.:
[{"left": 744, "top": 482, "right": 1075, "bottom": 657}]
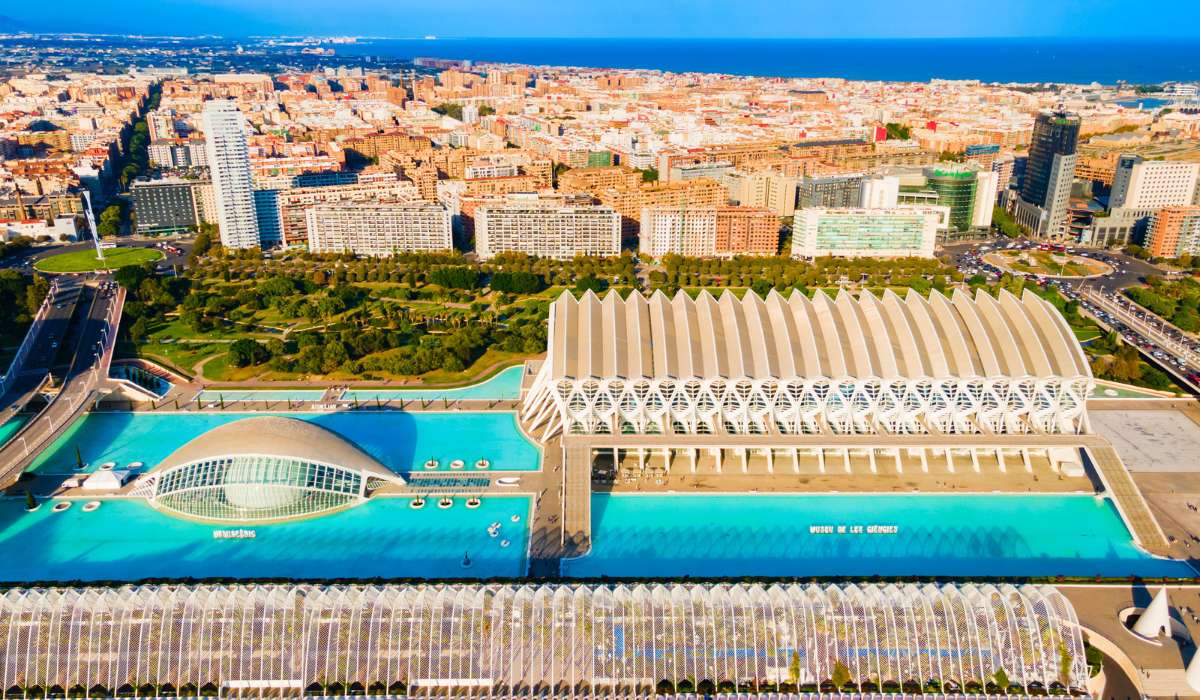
[{"left": 1084, "top": 443, "right": 1171, "bottom": 555}]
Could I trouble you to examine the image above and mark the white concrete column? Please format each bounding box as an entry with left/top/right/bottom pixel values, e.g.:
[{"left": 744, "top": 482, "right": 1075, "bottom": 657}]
[
  {"left": 766, "top": 449, "right": 774, "bottom": 474},
  {"left": 792, "top": 448, "right": 800, "bottom": 474},
  {"left": 919, "top": 449, "right": 929, "bottom": 474},
  {"left": 893, "top": 450, "right": 903, "bottom": 474},
  {"left": 740, "top": 449, "right": 748, "bottom": 473},
  {"left": 945, "top": 449, "right": 956, "bottom": 474},
  {"left": 714, "top": 448, "right": 722, "bottom": 473},
  {"left": 997, "top": 449, "right": 1007, "bottom": 473},
  {"left": 970, "top": 449, "right": 981, "bottom": 474},
  {"left": 1044, "top": 448, "right": 1060, "bottom": 474},
  {"left": 817, "top": 449, "right": 826, "bottom": 474},
  {"left": 868, "top": 450, "right": 878, "bottom": 474},
  {"left": 690, "top": 448, "right": 697, "bottom": 473},
  {"left": 842, "top": 449, "right": 851, "bottom": 474},
  {"left": 637, "top": 448, "right": 645, "bottom": 472}
]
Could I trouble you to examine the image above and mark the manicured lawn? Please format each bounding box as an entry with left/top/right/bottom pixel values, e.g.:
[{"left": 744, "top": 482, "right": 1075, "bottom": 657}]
[{"left": 35, "top": 247, "right": 164, "bottom": 273}]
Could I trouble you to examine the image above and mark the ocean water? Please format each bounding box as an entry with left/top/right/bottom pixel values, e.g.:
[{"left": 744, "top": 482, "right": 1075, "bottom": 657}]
[
  {"left": 564, "top": 493, "right": 1196, "bottom": 579},
  {"left": 341, "top": 37, "right": 1200, "bottom": 83}
]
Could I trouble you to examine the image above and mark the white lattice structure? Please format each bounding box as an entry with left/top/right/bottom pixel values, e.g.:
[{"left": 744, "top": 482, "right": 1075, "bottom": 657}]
[
  {"left": 0, "top": 583, "right": 1087, "bottom": 696},
  {"left": 522, "top": 288, "right": 1092, "bottom": 440}
]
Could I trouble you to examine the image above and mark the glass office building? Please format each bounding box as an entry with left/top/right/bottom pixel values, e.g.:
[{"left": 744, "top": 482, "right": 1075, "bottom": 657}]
[{"left": 924, "top": 167, "right": 978, "bottom": 232}]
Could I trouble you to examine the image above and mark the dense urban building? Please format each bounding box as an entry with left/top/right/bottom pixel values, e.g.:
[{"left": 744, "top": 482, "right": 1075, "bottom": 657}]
[
  {"left": 797, "top": 172, "right": 865, "bottom": 209},
  {"left": 277, "top": 180, "right": 417, "bottom": 245},
  {"left": 638, "top": 205, "right": 779, "bottom": 257},
  {"left": 597, "top": 179, "right": 726, "bottom": 234},
  {"left": 304, "top": 202, "right": 452, "bottom": 256},
  {"left": 130, "top": 177, "right": 200, "bottom": 234},
  {"left": 475, "top": 202, "right": 621, "bottom": 260},
  {"left": 1109, "top": 156, "right": 1200, "bottom": 210},
  {"left": 1145, "top": 205, "right": 1200, "bottom": 258}
]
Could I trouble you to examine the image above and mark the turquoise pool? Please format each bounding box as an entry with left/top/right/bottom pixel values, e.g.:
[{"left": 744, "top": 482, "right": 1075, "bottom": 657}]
[
  {"left": 28, "top": 411, "right": 541, "bottom": 475},
  {"left": 343, "top": 365, "right": 525, "bottom": 402},
  {"left": 0, "top": 496, "right": 529, "bottom": 582},
  {"left": 563, "top": 493, "right": 1196, "bottom": 579},
  {"left": 0, "top": 414, "right": 29, "bottom": 448},
  {"left": 110, "top": 365, "right": 172, "bottom": 398}
]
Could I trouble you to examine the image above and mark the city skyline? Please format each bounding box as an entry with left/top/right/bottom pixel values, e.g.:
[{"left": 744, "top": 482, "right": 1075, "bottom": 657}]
[
  {"left": 4, "top": 26, "right": 1200, "bottom": 699},
  {"left": 5, "top": 0, "right": 1200, "bottom": 39}
]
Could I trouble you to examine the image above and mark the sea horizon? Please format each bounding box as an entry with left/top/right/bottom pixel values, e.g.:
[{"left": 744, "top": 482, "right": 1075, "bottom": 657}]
[{"left": 331, "top": 36, "right": 1200, "bottom": 84}]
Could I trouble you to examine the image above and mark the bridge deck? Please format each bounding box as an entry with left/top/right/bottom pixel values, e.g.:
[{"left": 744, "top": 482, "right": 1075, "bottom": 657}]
[{"left": 0, "top": 280, "right": 123, "bottom": 490}]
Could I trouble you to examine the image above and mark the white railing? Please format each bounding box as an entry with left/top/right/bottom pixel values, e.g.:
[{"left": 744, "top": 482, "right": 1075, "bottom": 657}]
[{"left": 0, "top": 281, "right": 58, "bottom": 397}]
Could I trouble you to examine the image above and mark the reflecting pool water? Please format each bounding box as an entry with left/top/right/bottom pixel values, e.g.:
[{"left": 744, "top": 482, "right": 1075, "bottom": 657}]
[
  {"left": 0, "top": 496, "right": 530, "bottom": 582},
  {"left": 343, "top": 365, "right": 526, "bottom": 402},
  {"left": 194, "top": 365, "right": 528, "bottom": 405},
  {"left": 564, "top": 493, "right": 1195, "bottom": 579},
  {"left": 27, "top": 410, "right": 541, "bottom": 475},
  {"left": 0, "top": 414, "right": 28, "bottom": 449}
]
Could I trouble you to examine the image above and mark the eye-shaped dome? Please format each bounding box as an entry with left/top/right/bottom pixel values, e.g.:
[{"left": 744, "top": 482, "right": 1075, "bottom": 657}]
[{"left": 136, "top": 416, "right": 402, "bottom": 523}]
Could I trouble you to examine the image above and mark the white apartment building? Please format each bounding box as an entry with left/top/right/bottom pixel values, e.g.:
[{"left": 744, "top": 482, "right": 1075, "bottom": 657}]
[
  {"left": 859, "top": 175, "right": 900, "bottom": 209},
  {"left": 640, "top": 208, "right": 718, "bottom": 257},
  {"left": 1109, "top": 157, "right": 1200, "bottom": 210},
  {"left": 304, "top": 203, "right": 452, "bottom": 257},
  {"left": 202, "top": 100, "right": 260, "bottom": 248},
  {"left": 971, "top": 170, "right": 1000, "bottom": 228},
  {"left": 725, "top": 170, "right": 799, "bottom": 217},
  {"left": 791, "top": 208, "right": 940, "bottom": 259},
  {"left": 475, "top": 204, "right": 621, "bottom": 260},
  {"left": 464, "top": 163, "right": 519, "bottom": 179}
]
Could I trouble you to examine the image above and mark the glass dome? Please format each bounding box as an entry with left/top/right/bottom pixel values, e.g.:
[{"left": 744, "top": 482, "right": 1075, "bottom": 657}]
[
  {"left": 133, "top": 416, "right": 403, "bottom": 523},
  {"left": 152, "top": 455, "right": 365, "bottom": 522}
]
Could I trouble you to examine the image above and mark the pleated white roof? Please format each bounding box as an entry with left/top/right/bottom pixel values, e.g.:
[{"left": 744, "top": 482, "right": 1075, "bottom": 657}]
[{"left": 546, "top": 288, "right": 1090, "bottom": 381}]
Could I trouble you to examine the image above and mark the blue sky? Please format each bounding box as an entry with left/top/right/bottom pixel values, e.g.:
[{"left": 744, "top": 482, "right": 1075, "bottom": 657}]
[{"left": 7, "top": 0, "right": 1200, "bottom": 38}]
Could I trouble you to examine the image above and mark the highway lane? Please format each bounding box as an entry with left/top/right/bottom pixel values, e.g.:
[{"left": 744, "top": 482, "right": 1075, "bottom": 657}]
[
  {"left": 0, "top": 278, "right": 86, "bottom": 417},
  {"left": 0, "top": 277, "right": 124, "bottom": 487},
  {"left": 943, "top": 236, "right": 1199, "bottom": 394}
]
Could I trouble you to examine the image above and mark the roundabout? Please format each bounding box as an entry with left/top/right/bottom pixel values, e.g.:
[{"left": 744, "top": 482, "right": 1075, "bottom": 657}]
[
  {"left": 984, "top": 249, "right": 1113, "bottom": 278},
  {"left": 34, "top": 247, "right": 164, "bottom": 273}
]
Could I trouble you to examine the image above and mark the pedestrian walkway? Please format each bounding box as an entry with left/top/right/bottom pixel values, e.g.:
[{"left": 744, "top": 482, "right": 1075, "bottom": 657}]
[{"left": 1084, "top": 443, "right": 1171, "bottom": 555}]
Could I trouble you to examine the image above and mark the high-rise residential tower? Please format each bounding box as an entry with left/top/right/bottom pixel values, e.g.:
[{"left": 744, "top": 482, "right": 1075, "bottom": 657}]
[
  {"left": 1014, "top": 111, "right": 1080, "bottom": 239},
  {"left": 202, "top": 99, "right": 260, "bottom": 248},
  {"left": 1109, "top": 156, "right": 1200, "bottom": 211}
]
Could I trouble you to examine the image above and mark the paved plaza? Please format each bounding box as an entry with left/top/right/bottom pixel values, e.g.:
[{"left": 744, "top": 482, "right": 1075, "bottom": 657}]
[{"left": 1092, "top": 408, "right": 1200, "bottom": 473}]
